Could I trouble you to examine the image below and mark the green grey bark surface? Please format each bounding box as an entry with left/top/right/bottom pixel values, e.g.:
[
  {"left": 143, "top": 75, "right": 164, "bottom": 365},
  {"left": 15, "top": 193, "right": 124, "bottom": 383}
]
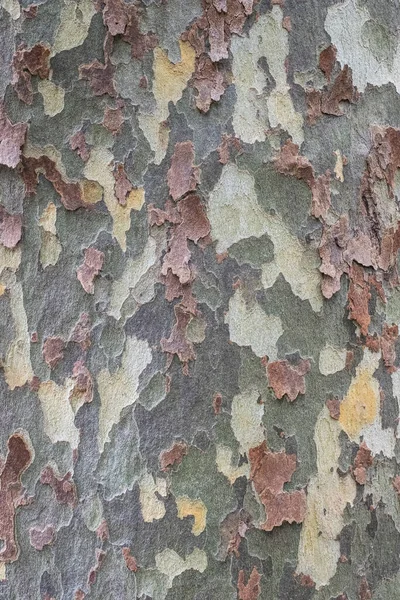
[{"left": 0, "top": 0, "right": 400, "bottom": 598}]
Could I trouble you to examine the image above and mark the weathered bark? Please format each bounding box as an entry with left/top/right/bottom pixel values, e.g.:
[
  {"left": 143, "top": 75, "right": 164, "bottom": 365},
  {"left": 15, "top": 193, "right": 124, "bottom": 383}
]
[{"left": 0, "top": 0, "right": 400, "bottom": 598}]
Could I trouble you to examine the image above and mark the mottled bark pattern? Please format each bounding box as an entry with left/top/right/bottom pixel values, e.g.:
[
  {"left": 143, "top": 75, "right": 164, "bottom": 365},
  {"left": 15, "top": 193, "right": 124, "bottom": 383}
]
[{"left": 0, "top": 0, "right": 400, "bottom": 598}]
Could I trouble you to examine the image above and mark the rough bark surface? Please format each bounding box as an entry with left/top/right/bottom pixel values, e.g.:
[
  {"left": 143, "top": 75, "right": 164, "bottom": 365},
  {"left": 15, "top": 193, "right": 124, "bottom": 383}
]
[{"left": 1, "top": 0, "right": 400, "bottom": 599}]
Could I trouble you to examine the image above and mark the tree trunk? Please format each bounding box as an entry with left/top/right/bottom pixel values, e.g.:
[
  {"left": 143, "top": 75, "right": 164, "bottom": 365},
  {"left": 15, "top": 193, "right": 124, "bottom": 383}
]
[{"left": 0, "top": 0, "right": 399, "bottom": 598}]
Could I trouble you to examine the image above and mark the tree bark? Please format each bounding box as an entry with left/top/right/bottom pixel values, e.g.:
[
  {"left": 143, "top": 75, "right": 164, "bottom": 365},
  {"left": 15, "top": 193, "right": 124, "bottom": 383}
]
[{"left": 0, "top": 0, "right": 399, "bottom": 598}]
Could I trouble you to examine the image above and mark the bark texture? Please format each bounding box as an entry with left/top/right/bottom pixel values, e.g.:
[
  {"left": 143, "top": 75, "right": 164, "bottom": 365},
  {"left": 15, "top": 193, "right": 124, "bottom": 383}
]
[{"left": 0, "top": 0, "right": 400, "bottom": 598}]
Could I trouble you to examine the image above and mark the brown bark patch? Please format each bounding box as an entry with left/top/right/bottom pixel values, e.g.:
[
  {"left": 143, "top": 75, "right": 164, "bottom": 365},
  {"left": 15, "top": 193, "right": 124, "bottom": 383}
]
[
  {"left": 42, "top": 336, "right": 65, "bottom": 369},
  {"left": 12, "top": 44, "right": 50, "bottom": 104},
  {"left": 249, "top": 441, "right": 306, "bottom": 531},
  {"left": 159, "top": 440, "right": 188, "bottom": 471},
  {"left": 77, "top": 247, "right": 105, "bottom": 294},
  {"left": 237, "top": 567, "right": 261, "bottom": 600},
  {"left": 167, "top": 141, "right": 200, "bottom": 202},
  {"left": 0, "top": 433, "right": 33, "bottom": 562},
  {"left": 267, "top": 358, "right": 311, "bottom": 401},
  {"left": 40, "top": 466, "right": 77, "bottom": 507}
]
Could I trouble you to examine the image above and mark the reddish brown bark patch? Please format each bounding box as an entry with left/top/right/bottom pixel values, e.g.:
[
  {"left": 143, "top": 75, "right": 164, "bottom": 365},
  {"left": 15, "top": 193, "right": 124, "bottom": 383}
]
[
  {"left": 161, "top": 194, "right": 210, "bottom": 285},
  {"left": 167, "top": 141, "right": 200, "bottom": 201},
  {"left": 249, "top": 441, "right": 306, "bottom": 531},
  {"left": 0, "top": 433, "right": 33, "bottom": 562},
  {"left": 381, "top": 323, "right": 398, "bottom": 373},
  {"left": 0, "top": 208, "right": 22, "bottom": 248},
  {"left": 267, "top": 358, "right": 311, "bottom": 401},
  {"left": 21, "top": 155, "right": 86, "bottom": 210},
  {"left": 326, "top": 396, "right": 341, "bottom": 420},
  {"left": 77, "top": 247, "right": 104, "bottom": 294},
  {"left": 12, "top": 43, "right": 50, "bottom": 104},
  {"left": 103, "top": 104, "right": 124, "bottom": 135},
  {"left": 319, "top": 45, "right": 337, "bottom": 82},
  {"left": 42, "top": 336, "right": 65, "bottom": 369},
  {"left": 218, "top": 508, "right": 251, "bottom": 559},
  {"left": 159, "top": 440, "right": 188, "bottom": 471},
  {"left": 352, "top": 442, "right": 373, "bottom": 485},
  {"left": 40, "top": 466, "right": 77, "bottom": 507},
  {"left": 192, "top": 56, "right": 226, "bottom": 113},
  {"left": 347, "top": 263, "right": 371, "bottom": 336},
  {"left": 122, "top": 547, "right": 138, "bottom": 572},
  {"left": 70, "top": 361, "right": 94, "bottom": 405},
  {"left": 102, "top": 0, "right": 157, "bottom": 59},
  {"left": 70, "top": 313, "right": 92, "bottom": 350},
  {"left": 274, "top": 140, "right": 331, "bottom": 219},
  {"left": 113, "top": 163, "right": 132, "bottom": 206},
  {"left": 237, "top": 567, "right": 261, "bottom": 600},
  {"left": 321, "top": 65, "right": 359, "bottom": 116},
  {"left": 358, "top": 577, "right": 372, "bottom": 600},
  {"left": 0, "top": 104, "right": 27, "bottom": 169},
  {"left": 70, "top": 131, "right": 90, "bottom": 162},
  {"left": 29, "top": 525, "right": 55, "bottom": 550}
]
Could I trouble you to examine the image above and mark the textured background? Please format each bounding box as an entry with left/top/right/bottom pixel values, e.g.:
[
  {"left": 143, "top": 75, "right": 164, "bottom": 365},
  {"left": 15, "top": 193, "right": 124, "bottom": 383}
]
[{"left": 0, "top": 0, "right": 400, "bottom": 598}]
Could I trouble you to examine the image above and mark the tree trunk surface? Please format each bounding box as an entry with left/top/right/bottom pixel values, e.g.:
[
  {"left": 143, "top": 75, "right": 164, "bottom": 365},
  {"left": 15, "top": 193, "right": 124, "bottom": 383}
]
[{"left": 0, "top": 0, "right": 399, "bottom": 598}]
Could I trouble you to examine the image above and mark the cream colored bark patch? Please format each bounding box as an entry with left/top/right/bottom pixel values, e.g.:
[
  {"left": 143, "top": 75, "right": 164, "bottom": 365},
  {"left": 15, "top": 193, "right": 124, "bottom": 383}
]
[
  {"left": 138, "top": 41, "right": 195, "bottom": 164},
  {"left": 208, "top": 163, "right": 272, "bottom": 254},
  {"left": 231, "top": 390, "right": 265, "bottom": 454},
  {"left": 84, "top": 146, "right": 145, "bottom": 251},
  {"left": 52, "top": 0, "right": 96, "bottom": 56},
  {"left": 139, "top": 473, "right": 167, "bottom": 523},
  {"left": 231, "top": 7, "right": 303, "bottom": 145},
  {"left": 108, "top": 235, "right": 163, "bottom": 320},
  {"left": 38, "top": 80, "right": 65, "bottom": 117},
  {"left": 155, "top": 548, "right": 207, "bottom": 588},
  {"left": 97, "top": 335, "right": 152, "bottom": 452},
  {"left": 208, "top": 163, "right": 322, "bottom": 311},
  {"left": 339, "top": 349, "right": 380, "bottom": 440},
  {"left": 176, "top": 496, "right": 207, "bottom": 535},
  {"left": 39, "top": 203, "right": 62, "bottom": 268},
  {"left": 3, "top": 277, "right": 34, "bottom": 390},
  {"left": 325, "top": 0, "right": 400, "bottom": 93},
  {"left": 1, "top": 0, "right": 20, "bottom": 19},
  {"left": 260, "top": 213, "right": 322, "bottom": 312},
  {"left": 333, "top": 150, "right": 344, "bottom": 182},
  {"left": 225, "top": 288, "right": 283, "bottom": 359},
  {"left": 216, "top": 444, "right": 250, "bottom": 484},
  {"left": 38, "top": 379, "right": 79, "bottom": 448},
  {"left": 318, "top": 344, "right": 347, "bottom": 376},
  {"left": 296, "top": 407, "right": 356, "bottom": 589}
]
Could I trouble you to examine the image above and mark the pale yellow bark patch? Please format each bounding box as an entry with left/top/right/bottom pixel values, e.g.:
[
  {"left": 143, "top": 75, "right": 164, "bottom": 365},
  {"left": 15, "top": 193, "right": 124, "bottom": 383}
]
[
  {"left": 231, "top": 390, "right": 264, "bottom": 454},
  {"left": 38, "top": 80, "right": 65, "bottom": 117},
  {"left": 339, "top": 349, "right": 380, "bottom": 440},
  {"left": 139, "top": 473, "right": 167, "bottom": 523},
  {"left": 3, "top": 277, "right": 34, "bottom": 390},
  {"left": 216, "top": 444, "right": 250, "bottom": 484},
  {"left": 38, "top": 379, "right": 79, "bottom": 448},
  {"left": 52, "top": 0, "right": 95, "bottom": 56},
  {"left": 84, "top": 146, "right": 145, "bottom": 251},
  {"left": 138, "top": 41, "right": 195, "bottom": 164},
  {"left": 333, "top": 150, "right": 344, "bottom": 182},
  {"left": 39, "top": 203, "right": 62, "bottom": 268},
  {"left": 225, "top": 288, "right": 283, "bottom": 359},
  {"left": 231, "top": 7, "right": 303, "bottom": 145},
  {"left": 155, "top": 548, "right": 207, "bottom": 588},
  {"left": 97, "top": 335, "right": 152, "bottom": 452},
  {"left": 296, "top": 407, "right": 356, "bottom": 588},
  {"left": 208, "top": 163, "right": 322, "bottom": 311},
  {"left": 319, "top": 344, "right": 347, "bottom": 376},
  {"left": 176, "top": 496, "right": 207, "bottom": 535},
  {"left": 0, "top": 0, "right": 20, "bottom": 19}
]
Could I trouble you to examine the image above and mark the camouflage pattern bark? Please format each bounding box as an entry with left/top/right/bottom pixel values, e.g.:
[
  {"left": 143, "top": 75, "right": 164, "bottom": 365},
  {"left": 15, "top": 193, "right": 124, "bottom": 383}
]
[{"left": 1, "top": 0, "right": 400, "bottom": 599}]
